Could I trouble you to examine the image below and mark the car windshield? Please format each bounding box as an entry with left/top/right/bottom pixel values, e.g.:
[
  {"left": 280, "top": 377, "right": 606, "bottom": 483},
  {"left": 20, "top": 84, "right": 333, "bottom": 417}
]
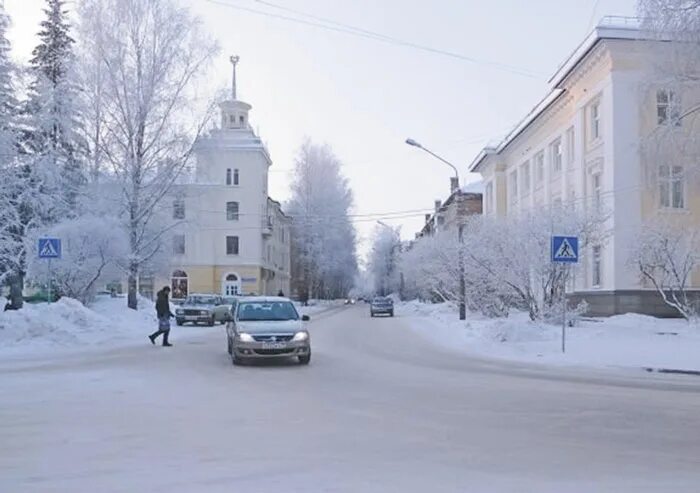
[
  {"left": 237, "top": 301, "right": 299, "bottom": 321},
  {"left": 186, "top": 296, "right": 217, "bottom": 305},
  {"left": 373, "top": 297, "right": 392, "bottom": 303}
]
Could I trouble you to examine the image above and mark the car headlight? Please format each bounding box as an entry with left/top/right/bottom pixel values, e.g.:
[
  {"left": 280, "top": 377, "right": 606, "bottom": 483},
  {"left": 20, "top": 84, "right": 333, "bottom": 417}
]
[
  {"left": 238, "top": 332, "right": 254, "bottom": 342},
  {"left": 292, "top": 331, "right": 309, "bottom": 342},
  {"left": 176, "top": 309, "right": 183, "bottom": 315}
]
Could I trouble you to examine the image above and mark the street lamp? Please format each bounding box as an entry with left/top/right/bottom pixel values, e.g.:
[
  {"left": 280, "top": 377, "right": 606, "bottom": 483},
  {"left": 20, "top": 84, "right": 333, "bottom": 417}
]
[
  {"left": 406, "top": 137, "right": 466, "bottom": 321},
  {"left": 405, "top": 138, "right": 460, "bottom": 190}
]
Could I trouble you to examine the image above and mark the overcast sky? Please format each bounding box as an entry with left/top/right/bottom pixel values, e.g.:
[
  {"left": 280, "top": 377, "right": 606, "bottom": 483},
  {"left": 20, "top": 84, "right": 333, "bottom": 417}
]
[{"left": 6, "top": 0, "right": 637, "bottom": 260}]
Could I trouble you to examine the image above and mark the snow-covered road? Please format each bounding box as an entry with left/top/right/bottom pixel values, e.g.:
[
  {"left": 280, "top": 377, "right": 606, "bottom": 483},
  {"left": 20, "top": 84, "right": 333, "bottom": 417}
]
[{"left": 2, "top": 305, "right": 700, "bottom": 492}]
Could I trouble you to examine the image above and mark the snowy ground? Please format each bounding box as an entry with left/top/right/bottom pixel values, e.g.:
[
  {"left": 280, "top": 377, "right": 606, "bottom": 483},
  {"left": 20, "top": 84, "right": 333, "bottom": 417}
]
[
  {"left": 2, "top": 305, "right": 699, "bottom": 493},
  {"left": 399, "top": 300, "right": 700, "bottom": 372},
  {"left": 0, "top": 295, "right": 343, "bottom": 359}
]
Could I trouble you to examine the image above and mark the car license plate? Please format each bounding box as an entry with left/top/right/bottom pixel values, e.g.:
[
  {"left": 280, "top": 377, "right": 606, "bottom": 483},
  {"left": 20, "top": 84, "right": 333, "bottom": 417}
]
[
  {"left": 185, "top": 315, "right": 200, "bottom": 320},
  {"left": 262, "top": 342, "right": 286, "bottom": 349}
]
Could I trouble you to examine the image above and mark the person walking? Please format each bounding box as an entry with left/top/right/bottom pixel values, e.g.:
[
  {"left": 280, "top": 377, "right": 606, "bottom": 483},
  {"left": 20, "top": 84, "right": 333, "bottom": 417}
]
[{"left": 149, "top": 286, "right": 174, "bottom": 347}]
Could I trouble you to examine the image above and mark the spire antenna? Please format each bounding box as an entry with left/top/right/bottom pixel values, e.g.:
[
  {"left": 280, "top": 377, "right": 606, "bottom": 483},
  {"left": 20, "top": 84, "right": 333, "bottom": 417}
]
[{"left": 229, "top": 55, "right": 240, "bottom": 100}]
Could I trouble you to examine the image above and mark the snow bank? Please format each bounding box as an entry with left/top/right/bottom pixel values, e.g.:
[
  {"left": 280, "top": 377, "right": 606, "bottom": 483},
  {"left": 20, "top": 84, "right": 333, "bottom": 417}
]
[
  {"left": 399, "top": 300, "right": 700, "bottom": 372},
  {"left": 0, "top": 295, "right": 212, "bottom": 357}
]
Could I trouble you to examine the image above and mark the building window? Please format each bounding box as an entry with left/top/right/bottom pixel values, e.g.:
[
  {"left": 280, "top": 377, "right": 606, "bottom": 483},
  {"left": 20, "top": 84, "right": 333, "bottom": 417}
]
[
  {"left": 592, "top": 245, "right": 602, "bottom": 288},
  {"left": 659, "top": 165, "right": 685, "bottom": 209},
  {"left": 173, "top": 234, "right": 185, "bottom": 255},
  {"left": 239, "top": 115, "right": 245, "bottom": 125},
  {"left": 226, "top": 201, "right": 239, "bottom": 221},
  {"left": 226, "top": 236, "right": 239, "bottom": 255},
  {"left": 229, "top": 115, "right": 235, "bottom": 125},
  {"left": 521, "top": 162, "right": 531, "bottom": 194},
  {"left": 592, "top": 173, "right": 602, "bottom": 211},
  {"left": 226, "top": 168, "right": 232, "bottom": 185},
  {"left": 550, "top": 138, "right": 563, "bottom": 174},
  {"left": 566, "top": 127, "right": 575, "bottom": 166},
  {"left": 173, "top": 197, "right": 185, "bottom": 220},
  {"left": 657, "top": 89, "right": 681, "bottom": 126},
  {"left": 590, "top": 101, "right": 601, "bottom": 141},
  {"left": 233, "top": 168, "right": 239, "bottom": 185},
  {"left": 535, "top": 152, "right": 545, "bottom": 184},
  {"left": 509, "top": 170, "right": 518, "bottom": 204},
  {"left": 171, "top": 270, "right": 188, "bottom": 299},
  {"left": 484, "top": 182, "right": 493, "bottom": 213}
]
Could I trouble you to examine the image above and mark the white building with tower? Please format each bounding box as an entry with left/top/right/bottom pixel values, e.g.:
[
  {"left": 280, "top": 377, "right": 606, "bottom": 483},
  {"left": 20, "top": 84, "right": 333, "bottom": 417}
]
[{"left": 158, "top": 56, "right": 291, "bottom": 300}]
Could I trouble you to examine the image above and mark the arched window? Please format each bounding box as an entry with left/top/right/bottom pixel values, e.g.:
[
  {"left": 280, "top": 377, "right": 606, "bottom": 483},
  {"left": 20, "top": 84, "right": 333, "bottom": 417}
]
[
  {"left": 226, "top": 201, "right": 239, "bottom": 221},
  {"left": 171, "top": 270, "right": 188, "bottom": 299},
  {"left": 226, "top": 273, "right": 238, "bottom": 281}
]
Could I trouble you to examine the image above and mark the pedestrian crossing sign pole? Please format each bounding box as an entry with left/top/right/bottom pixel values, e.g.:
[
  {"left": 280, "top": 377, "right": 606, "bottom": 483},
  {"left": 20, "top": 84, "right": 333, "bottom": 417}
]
[
  {"left": 38, "top": 238, "right": 61, "bottom": 304},
  {"left": 551, "top": 236, "right": 579, "bottom": 353}
]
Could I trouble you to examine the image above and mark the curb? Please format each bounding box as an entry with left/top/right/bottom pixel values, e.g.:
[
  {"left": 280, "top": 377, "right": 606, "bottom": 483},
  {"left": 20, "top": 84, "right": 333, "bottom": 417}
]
[{"left": 643, "top": 367, "right": 700, "bottom": 377}]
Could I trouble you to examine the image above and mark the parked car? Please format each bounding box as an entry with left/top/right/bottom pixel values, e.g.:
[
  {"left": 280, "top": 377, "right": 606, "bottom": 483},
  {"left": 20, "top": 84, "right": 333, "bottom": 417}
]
[
  {"left": 175, "top": 294, "right": 230, "bottom": 326},
  {"left": 370, "top": 297, "right": 394, "bottom": 317},
  {"left": 225, "top": 296, "right": 311, "bottom": 366}
]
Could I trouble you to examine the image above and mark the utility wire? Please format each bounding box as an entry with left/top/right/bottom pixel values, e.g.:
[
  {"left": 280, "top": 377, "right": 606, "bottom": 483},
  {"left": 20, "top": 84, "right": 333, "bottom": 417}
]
[{"left": 202, "top": 0, "right": 543, "bottom": 79}]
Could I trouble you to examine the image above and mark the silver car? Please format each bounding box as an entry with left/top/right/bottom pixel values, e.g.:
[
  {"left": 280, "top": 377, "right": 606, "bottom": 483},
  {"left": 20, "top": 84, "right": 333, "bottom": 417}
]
[
  {"left": 225, "top": 297, "right": 311, "bottom": 365},
  {"left": 175, "top": 294, "right": 230, "bottom": 326}
]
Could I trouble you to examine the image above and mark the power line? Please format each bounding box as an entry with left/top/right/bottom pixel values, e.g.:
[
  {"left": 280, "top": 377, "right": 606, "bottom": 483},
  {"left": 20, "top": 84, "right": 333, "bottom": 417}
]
[{"left": 202, "top": 0, "right": 544, "bottom": 78}]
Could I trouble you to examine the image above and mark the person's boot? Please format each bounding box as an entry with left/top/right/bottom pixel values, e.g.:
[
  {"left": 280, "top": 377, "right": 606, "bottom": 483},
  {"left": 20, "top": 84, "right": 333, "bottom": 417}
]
[
  {"left": 148, "top": 332, "right": 158, "bottom": 345},
  {"left": 162, "top": 331, "right": 173, "bottom": 347}
]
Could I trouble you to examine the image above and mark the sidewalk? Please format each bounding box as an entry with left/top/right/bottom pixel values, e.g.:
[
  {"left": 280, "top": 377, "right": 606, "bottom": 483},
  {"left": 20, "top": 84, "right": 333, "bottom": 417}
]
[{"left": 398, "top": 300, "right": 700, "bottom": 373}]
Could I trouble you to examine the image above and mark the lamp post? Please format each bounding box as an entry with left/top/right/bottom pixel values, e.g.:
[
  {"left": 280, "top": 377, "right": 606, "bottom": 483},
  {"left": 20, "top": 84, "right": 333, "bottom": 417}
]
[{"left": 405, "top": 138, "right": 466, "bottom": 320}]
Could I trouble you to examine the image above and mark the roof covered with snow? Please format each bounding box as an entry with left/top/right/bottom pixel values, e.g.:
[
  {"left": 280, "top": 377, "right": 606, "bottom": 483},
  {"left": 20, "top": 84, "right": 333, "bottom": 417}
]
[{"left": 469, "top": 17, "right": 650, "bottom": 173}]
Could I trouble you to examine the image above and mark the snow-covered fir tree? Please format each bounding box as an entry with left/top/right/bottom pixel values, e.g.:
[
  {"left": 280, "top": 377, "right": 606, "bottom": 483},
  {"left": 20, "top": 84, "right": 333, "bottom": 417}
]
[
  {"left": 23, "top": 0, "right": 84, "bottom": 216},
  {"left": 0, "top": 4, "right": 33, "bottom": 308}
]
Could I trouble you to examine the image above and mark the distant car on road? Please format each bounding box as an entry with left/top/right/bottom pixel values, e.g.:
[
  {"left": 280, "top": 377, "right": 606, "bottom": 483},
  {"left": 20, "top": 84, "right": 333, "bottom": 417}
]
[
  {"left": 370, "top": 297, "right": 394, "bottom": 317},
  {"left": 175, "top": 294, "right": 230, "bottom": 326},
  {"left": 225, "top": 296, "right": 311, "bottom": 366}
]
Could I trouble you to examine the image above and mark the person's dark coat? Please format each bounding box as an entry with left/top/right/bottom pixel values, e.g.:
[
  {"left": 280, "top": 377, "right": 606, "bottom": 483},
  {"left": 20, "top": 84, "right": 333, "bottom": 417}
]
[{"left": 155, "top": 290, "right": 173, "bottom": 319}]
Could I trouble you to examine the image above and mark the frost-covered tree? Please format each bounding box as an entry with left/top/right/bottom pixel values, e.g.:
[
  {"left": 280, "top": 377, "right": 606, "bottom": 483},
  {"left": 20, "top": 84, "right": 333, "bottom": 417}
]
[
  {"left": 23, "top": 0, "right": 85, "bottom": 214},
  {"left": 287, "top": 141, "right": 358, "bottom": 300},
  {"left": 629, "top": 219, "right": 700, "bottom": 320},
  {"left": 77, "top": 0, "right": 218, "bottom": 309},
  {"left": 0, "top": 5, "right": 35, "bottom": 309},
  {"left": 368, "top": 223, "right": 401, "bottom": 296},
  {"left": 401, "top": 206, "right": 607, "bottom": 321},
  {"left": 26, "top": 215, "right": 128, "bottom": 304}
]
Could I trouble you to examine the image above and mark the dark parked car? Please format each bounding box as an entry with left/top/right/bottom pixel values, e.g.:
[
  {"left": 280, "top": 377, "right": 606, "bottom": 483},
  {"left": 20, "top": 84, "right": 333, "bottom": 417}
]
[{"left": 370, "top": 297, "right": 394, "bottom": 317}]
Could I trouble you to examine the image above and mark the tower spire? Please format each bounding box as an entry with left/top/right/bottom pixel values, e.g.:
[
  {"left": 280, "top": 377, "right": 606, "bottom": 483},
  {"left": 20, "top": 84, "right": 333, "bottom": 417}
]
[{"left": 229, "top": 55, "right": 240, "bottom": 100}]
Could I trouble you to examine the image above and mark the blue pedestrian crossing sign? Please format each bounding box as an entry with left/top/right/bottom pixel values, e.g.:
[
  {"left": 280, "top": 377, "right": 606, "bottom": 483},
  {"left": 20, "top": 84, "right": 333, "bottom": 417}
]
[
  {"left": 551, "top": 236, "right": 578, "bottom": 263},
  {"left": 38, "top": 238, "right": 61, "bottom": 259}
]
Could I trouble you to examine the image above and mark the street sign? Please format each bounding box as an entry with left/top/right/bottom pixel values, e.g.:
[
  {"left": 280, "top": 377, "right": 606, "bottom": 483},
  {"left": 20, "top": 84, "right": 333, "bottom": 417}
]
[
  {"left": 38, "top": 238, "right": 62, "bottom": 259},
  {"left": 551, "top": 236, "right": 578, "bottom": 263}
]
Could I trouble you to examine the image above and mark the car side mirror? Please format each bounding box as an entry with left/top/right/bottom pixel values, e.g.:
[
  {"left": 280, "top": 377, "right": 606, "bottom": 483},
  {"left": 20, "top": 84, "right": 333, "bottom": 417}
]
[{"left": 302, "top": 315, "right": 310, "bottom": 322}]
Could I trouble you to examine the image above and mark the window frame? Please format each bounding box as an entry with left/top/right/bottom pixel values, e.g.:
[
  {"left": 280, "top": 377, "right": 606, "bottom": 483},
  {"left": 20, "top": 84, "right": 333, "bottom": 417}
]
[
  {"left": 226, "top": 235, "right": 240, "bottom": 255},
  {"left": 592, "top": 245, "right": 602, "bottom": 288},
  {"left": 226, "top": 201, "right": 240, "bottom": 221},
  {"left": 173, "top": 234, "right": 186, "bottom": 255},
  {"left": 173, "top": 196, "right": 185, "bottom": 220},
  {"left": 226, "top": 168, "right": 232, "bottom": 186},
  {"left": 589, "top": 100, "right": 601, "bottom": 142},
  {"left": 656, "top": 88, "right": 681, "bottom": 126},
  {"left": 658, "top": 164, "right": 685, "bottom": 210},
  {"left": 233, "top": 168, "right": 239, "bottom": 185},
  {"left": 550, "top": 138, "right": 563, "bottom": 175}
]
